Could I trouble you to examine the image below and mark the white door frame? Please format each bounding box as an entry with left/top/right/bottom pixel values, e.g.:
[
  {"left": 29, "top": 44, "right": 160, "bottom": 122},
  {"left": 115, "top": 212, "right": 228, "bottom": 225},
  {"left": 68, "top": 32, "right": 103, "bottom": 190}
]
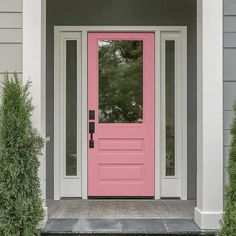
[
  {"left": 54, "top": 32, "right": 82, "bottom": 197},
  {"left": 160, "top": 31, "right": 187, "bottom": 198},
  {"left": 54, "top": 26, "right": 187, "bottom": 200}
]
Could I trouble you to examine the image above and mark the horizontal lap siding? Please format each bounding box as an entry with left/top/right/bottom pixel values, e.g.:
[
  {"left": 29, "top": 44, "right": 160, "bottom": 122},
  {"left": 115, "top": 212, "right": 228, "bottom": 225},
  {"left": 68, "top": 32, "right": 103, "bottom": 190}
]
[
  {"left": 224, "top": 0, "right": 236, "bottom": 185},
  {"left": 0, "top": 0, "right": 22, "bottom": 12},
  {"left": 0, "top": 0, "right": 22, "bottom": 81}
]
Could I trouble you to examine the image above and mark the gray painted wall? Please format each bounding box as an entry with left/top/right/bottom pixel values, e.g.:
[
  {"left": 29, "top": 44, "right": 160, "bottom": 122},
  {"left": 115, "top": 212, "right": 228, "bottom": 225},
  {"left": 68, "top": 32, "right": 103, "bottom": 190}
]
[
  {"left": 224, "top": 0, "right": 236, "bottom": 185},
  {"left": 0, "top": 0, "right": 22, "bottom": 84},
  {"left": 46, "top": 0, "right": 197, "bottom": 200}
]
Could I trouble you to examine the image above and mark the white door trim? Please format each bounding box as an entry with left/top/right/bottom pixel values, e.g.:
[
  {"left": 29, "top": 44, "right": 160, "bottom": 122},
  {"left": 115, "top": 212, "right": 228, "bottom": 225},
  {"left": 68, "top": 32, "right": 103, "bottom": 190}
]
[
  {"left": 160, "top": 31, "right": 187, "bottom": 199},
  {"left": 54, "top": 31, "right": 82, "bottom": 198},
  {"left": 54, "top": 26, "right": 187, "bottom": 200}
]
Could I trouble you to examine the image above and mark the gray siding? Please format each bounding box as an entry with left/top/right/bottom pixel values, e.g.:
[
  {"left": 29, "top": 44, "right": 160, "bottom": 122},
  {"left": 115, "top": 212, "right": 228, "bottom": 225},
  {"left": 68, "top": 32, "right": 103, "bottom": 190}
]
[
  {"left": 46, "top": 0, "right": 197, "bottom": 200},
  {"left": 0, "top": 0, "right": 22, "bottom": 81},
  {"left": 224, "top": 0, "right": 236, "bottom": 185}
]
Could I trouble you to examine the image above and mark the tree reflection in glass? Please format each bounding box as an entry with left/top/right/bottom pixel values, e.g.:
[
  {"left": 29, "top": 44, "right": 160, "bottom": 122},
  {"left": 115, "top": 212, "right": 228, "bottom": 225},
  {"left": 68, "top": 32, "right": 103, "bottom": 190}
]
[
  {"left": 98, "top": 40, "right": 143, "bottom": 123},
  {"left": 165, "top": 41, "right": 175, "bottom": 176}
]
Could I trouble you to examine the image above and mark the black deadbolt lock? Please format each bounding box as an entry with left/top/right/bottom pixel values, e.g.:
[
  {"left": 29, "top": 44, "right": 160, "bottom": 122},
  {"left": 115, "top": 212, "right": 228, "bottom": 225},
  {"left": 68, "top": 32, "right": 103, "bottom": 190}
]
[{"left": 89, "top": 110, "right": 95, "bottom": 120}]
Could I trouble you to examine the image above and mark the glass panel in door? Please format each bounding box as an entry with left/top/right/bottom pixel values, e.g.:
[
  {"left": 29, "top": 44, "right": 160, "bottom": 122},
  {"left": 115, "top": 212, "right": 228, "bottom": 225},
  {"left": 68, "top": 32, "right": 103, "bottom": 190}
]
[
  {"left": 165, "top": 40, "right": 175, "bottom": 177},
  {"left": 98, "top": 40, "right": 143, "bottom": 123},
  {"left": 66, "top": 40, "right": 77, "bottom": 176}
]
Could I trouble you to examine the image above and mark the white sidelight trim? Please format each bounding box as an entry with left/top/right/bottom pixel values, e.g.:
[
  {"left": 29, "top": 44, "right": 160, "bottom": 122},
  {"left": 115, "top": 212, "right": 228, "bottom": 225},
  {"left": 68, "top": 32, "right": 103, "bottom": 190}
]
[
  {"left": 23, "top": 0, "right": 47, "bottom": 224},
  {"left": 81, "top": 32, "right": 88, "bottom": 199},
  {"left": 160, "top": 31, "right": 187, "bottom": 199},
  {"left": 195, "top": 0, "right": 223, "bottom": 230},
  {"left": 54, "top": 31, "right": 82, "bottom": 198}
]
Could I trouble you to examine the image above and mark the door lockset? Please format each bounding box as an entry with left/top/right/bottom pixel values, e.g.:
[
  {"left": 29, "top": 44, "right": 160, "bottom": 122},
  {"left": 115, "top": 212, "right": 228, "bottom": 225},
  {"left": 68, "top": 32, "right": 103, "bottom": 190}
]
[
  {"left": 89, "top": 133, "right": 94, "bottom": 148},
  {"left": 89, "top": 122, "right": 95, "bottom": 148},
  {"left": 89, "top": 110, "right": 95, "bottom": 120},
  {"left": 89, "top": 122, "right": 95, "bottom": 133}
]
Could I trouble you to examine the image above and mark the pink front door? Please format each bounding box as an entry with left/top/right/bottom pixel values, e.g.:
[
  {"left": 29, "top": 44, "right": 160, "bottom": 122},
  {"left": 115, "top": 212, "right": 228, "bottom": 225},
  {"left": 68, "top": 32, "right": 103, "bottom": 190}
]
[{"left": 88, "top": 32, "right": 155, "bottom": 197}]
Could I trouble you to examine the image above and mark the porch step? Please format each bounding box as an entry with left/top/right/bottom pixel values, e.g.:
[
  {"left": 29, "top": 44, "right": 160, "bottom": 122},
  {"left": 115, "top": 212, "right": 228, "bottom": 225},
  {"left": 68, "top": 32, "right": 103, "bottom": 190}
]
[
  {"left": 41, "top": 219, "right": 216, "bottom": 235},
  {"left": 41, "top": 234, "right": 215, "bottom": 236}
]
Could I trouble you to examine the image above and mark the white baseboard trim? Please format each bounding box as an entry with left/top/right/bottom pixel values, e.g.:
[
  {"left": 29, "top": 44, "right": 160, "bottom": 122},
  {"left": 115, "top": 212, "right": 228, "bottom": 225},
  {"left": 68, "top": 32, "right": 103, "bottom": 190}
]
[{"left": 194, "top": 207, "right": 223, "bottom": 230}]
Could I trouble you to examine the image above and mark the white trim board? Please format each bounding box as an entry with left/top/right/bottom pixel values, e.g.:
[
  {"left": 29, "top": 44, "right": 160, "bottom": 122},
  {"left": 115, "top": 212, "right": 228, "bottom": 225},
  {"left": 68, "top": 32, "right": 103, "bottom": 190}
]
[
  {"left": 160, "top": 31, "right": 187, "bottom": 199},
  {"left": 54, "top": 26, "right": 187, "bottom": 200},
  {"left": 23, "top": 0, "right": 47, "bottom": 226},
  {"left": 195, "top": 0, "right": 223, "bottom": 230}
]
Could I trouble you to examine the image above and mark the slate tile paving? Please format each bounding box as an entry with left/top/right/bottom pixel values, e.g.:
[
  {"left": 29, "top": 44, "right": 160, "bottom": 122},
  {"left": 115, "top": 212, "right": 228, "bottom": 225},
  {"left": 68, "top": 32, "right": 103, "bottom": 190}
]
[
  {"left": 47, "top": 200, "right": 196, "bottom": 219},
  {"left": 42, "top": 219, "right": 216, "bottom": 235},
  {"left": 42, "top": 200, "right": 215, "bottom": 235},
  {"left": 163, "top": 219, "right": 200, "bottom": 233}
]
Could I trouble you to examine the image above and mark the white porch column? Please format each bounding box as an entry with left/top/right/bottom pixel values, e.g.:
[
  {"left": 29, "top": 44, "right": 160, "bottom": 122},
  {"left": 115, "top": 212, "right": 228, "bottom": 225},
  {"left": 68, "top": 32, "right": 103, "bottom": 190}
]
[
  {"left": 195, "top": 0, "right": 223, "bottom": 230},
  {"left": 23, "top": 0, "right": 47, "bottom": 224}
]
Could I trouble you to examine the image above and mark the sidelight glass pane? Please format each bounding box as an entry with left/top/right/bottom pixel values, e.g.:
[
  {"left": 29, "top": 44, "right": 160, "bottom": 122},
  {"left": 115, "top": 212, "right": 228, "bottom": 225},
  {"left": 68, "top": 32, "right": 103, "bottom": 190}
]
[
  {"left": 66, "top": 40, "right": 77, "bottom": 176},
  {"left": 165, "top": 40, "right": 175, "bottom": 176},
  {"left": 98, "top": 40, "right": 143, "bottom": 123}
]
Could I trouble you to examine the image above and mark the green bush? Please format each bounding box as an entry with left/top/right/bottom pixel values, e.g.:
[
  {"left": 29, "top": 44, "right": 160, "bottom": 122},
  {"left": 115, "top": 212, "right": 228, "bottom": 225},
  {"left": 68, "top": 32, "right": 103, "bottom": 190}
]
[
  {"left": 218, "top": 102, "right": 236, "bottom": 235},
  {"left": 0, "top": 74, "right": 44, "bottom": 236}
]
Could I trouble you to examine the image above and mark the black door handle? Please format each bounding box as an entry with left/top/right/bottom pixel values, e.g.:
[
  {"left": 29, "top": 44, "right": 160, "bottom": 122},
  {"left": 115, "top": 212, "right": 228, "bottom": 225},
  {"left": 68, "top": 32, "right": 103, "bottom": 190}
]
[
  {"left": 89, "top": 122, "right": 95, "bottom": 133},
  {"left": 89, "top": 133, "right": 94, "bottom": 148},
  {"left": 89, "top": 122, "right": 95, "bottom": 148}
]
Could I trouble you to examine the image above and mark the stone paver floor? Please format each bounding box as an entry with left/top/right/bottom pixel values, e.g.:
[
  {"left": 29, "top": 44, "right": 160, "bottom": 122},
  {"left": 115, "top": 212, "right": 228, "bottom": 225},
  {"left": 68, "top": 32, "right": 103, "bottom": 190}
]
[
  {"left": 47, "top": 200, "right": 196, "bottom": 219},
  {"left": 42, "top": 218, "right": 216, "bottom": 235},
  {"left": 43, "top": 200, "right": 216, "bottom": 235}
]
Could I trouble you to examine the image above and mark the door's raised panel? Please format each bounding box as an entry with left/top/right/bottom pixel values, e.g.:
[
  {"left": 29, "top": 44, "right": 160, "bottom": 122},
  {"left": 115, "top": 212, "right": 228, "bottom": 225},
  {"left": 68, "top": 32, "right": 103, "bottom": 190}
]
[
  {"left": 98, "top": 138, "right": 144, "bottom": 151},
  {"left": 99, "top": 164, "right": 144, "bottom": 182}
]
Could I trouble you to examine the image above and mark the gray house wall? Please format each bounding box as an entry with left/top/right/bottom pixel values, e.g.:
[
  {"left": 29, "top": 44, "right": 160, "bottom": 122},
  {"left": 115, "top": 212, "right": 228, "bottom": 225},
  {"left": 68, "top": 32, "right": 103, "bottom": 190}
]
[
  {"left": 224, "top": 0, "right": 236, "bottom": 184},
  {"left": 0, "top": 0, "right": 231, "bottom": 202},
  {"left": 0, "top": 0, "right": 22, "bottom": 84},
  {"left": 46, "top": 0, "right": 197, "bottom": 200}
]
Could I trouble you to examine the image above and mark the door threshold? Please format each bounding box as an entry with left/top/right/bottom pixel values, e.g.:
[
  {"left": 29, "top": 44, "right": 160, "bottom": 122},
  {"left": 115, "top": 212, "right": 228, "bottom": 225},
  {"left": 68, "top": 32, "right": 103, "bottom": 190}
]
[
  {"left": 160, "top": 197, "right": 181, "bottom": 200},
  {"left": 88, "top": 196, "right": 154, "bottom": 200}
]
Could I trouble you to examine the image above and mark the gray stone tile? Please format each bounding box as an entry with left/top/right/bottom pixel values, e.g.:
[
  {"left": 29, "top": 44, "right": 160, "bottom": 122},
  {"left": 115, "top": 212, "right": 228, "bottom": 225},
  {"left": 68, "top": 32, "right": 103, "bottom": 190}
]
[
  {"left": 46, "top": 199, "right": 195, "bottom": 219},
  {"left": 46, "top": 200, "right": 61, "bottom": 218},
  {"left": 141, "top": 201, "right": 161, "bottom": 218},
  {"left": 120, "top": 219, "right": 166, "bottom": 234},
  {"left": 89, "top": 201, "right": 104, "bottom": 217},
  {"left": 51, "top": 201, "right": 70, "bottom": 218},
  {"left": 158, "top": 201, "right": 195, "bottom": 219},
  {"left": 42, "top": 219, "right": 79, "bottom": 233},
  {"left": 73, "top": 219, "right": 122, "bottom": 233},
  {"left": 163, "top": 219, "right": 200, "bottom": 233},
  {"left": 43, "top": 219, "right": 213, "bottom": 235},
  {"left": 65, "top": 200, "right": 92, "bottom": 218},
  {"left": 116, "top": 201, "right": 142, "bottom": 217},
  {"left": 102, "top": 201, "right": 117, "bottom": 217}
]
